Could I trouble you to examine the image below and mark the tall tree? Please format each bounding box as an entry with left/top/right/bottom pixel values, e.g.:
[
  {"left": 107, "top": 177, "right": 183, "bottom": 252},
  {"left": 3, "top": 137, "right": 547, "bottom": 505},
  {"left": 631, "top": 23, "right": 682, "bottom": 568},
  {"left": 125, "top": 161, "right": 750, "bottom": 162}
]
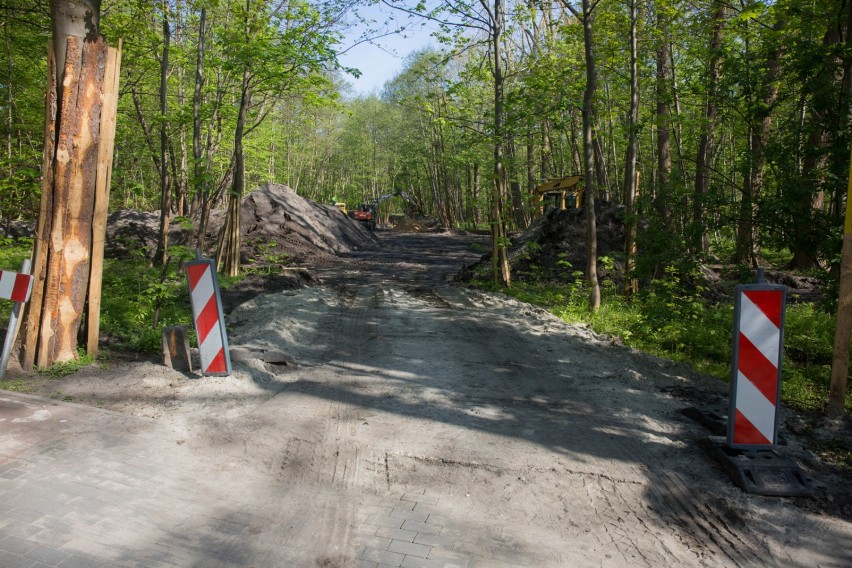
[
  {"left": 787, "top": 0, "right": 851, "bottom": 268},
  {"left": 623, "top": 0, "right": 639, "bottom": 298},
  {"left": 388, "top": 0, "right": 513, "bottom": 285},
  {"left": 153, "top": 0, "right": 172, "bottom": 266},
  {"left": 692, "top": 0, "right": 726, "bottom": 254},
  {"left": 654, "top": 4, "right": 673, "bottom": 227},
  {"left": 216, "top": 0, "right": 339, "bottom": 276},
  {"left": 560, "top": 0, "right": 602, "bottom": 310},
  {"left": 734, "top": 14, "right": 782, "bottom": 266}
]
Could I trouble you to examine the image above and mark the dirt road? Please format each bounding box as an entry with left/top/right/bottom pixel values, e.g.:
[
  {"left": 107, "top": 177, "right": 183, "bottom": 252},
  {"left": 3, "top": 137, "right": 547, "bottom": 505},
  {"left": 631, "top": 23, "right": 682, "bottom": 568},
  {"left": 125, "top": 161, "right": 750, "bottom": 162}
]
[{"left": 14, "top": 230, "right": 852, "bottom": 567}]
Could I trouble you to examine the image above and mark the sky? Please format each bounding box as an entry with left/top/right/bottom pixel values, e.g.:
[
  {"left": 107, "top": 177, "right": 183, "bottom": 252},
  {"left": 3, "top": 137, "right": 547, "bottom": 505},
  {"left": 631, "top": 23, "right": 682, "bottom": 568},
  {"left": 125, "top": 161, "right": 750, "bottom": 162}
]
[{"left": 335, "top": 3, "right": 438, "bottom": 96}]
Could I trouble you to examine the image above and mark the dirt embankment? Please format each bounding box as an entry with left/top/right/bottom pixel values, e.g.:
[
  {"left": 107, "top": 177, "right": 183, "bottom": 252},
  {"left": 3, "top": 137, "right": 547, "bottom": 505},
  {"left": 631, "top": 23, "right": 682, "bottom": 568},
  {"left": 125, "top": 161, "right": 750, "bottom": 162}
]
[
  {"left": 460, "top": 203, "right": 822, "bottom": 301},
  {"left": 106, "top": 184, "right": 380, "bottom": 266},
  {"left": 459, "top": 203, "right": 629, "bottom": 285}
]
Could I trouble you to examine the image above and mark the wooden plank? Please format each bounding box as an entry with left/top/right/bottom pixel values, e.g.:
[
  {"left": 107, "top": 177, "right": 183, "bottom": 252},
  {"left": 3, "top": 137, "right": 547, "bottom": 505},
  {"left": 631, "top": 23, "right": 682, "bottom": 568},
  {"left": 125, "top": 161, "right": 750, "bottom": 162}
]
[
  {"left": 161, "top": 325, "right": 192, "bottom": 372},
  {"left": 20, "top": 42, "right": 58, "bottom": 372},
  {"left": 87, "top": 40, "right": 121, "bottom": 357},
  {"left": 36, "top": 35, "right": 83, "bottom": 369}
]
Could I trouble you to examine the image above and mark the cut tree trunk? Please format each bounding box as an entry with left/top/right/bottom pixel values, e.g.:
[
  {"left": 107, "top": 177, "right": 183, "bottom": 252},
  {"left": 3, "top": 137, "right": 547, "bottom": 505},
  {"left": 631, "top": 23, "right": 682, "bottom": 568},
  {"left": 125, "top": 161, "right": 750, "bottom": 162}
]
[{"left": 87, "top": 41, "right": 121, "bottom": 358}]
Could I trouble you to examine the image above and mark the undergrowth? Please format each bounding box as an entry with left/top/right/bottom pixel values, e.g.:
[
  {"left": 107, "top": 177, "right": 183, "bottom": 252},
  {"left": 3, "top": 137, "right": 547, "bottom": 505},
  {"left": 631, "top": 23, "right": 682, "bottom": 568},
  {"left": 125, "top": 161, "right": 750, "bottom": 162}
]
[
  {"left": 0, "top": 238, "right": 239, "bottom": 357},
  {"left": 99, "top": 251, "right": 248, "bottom": 352}
]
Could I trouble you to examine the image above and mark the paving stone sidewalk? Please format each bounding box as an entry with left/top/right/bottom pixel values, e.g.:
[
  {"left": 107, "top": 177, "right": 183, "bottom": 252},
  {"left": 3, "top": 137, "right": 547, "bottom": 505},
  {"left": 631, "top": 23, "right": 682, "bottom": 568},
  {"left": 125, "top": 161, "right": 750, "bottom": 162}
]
[{"left": 0, "top": 392, "right": 531, "bottom": 568}]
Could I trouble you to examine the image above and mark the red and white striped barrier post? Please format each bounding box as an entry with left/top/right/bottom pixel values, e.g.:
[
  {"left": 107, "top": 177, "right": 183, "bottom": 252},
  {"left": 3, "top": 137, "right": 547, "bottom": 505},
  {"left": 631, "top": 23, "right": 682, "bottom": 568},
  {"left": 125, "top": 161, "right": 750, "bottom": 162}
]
[
  {"left": 0, "top": 260, "right": 33, "bottom": 379},
  {"left": 728, "top": 279, "right": 785, "bottom": 449},
  {"left": 186, "top": 251, "right": 231, "bottom": 376}
]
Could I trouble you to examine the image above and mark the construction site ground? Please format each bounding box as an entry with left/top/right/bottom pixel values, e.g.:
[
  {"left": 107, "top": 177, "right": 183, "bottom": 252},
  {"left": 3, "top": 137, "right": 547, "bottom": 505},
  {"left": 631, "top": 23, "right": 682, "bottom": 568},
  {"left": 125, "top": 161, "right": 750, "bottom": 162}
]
[{"left": 1, "top": 229, "right": 851, "bottom": 567}]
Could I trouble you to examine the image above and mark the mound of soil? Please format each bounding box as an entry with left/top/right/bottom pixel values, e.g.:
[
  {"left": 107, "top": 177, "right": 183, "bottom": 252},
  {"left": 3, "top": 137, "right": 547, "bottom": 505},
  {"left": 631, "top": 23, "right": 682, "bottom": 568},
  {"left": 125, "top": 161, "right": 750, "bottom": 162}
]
[
  {"left": 237, "top": 184, "right": 380, "bottom": 265},
  {"left": 460, "top": 203, "right": 627, "bottom": 283},
  {"left": 105, "top": 210, "right": 166, "bottom": 259},
  {"left": 389, "top": 214, "right": 442, "bottom": 233},
  {"left": 104, "top": 184, "right": 379, "bottom": 266}
]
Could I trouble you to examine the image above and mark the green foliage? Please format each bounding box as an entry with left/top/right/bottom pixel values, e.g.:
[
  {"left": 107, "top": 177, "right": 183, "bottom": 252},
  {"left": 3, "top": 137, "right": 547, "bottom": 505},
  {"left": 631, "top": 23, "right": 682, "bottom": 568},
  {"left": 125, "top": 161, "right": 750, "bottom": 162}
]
[
  {"left": 98, "top": 258, "right": 194, "bottom": 352},
  {"left": 0, "top": 379, "right": 28, "bottom": 392},
  {"left": 784, "top": 303, "right": 834, "bottom": 367},
  {"left": 245, "top": 239, "right": 289, "bottom": 273},
  {"left": 468, "top": 242, "right": 490, "bottom": 254},
  {"left": 0, "top": 237, "right": 32, "bottom": 269}
]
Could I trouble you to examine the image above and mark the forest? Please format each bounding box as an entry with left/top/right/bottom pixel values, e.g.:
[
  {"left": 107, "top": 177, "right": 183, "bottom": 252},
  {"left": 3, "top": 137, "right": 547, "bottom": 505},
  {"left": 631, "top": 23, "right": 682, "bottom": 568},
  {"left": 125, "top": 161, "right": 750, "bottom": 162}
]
[{"left": 0, "top": 1, "right": 850, "bottom": 416}]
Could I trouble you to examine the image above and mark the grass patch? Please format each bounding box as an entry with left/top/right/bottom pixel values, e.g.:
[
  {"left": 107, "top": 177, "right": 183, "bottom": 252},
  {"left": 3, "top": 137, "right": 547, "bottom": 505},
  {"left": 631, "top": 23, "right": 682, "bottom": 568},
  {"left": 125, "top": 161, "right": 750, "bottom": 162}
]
[
  {"left": 0, "top": 239, "right": 240, "bottom": 359},
  {"left": 0, "top": 237, "right": 34, "bottom": 329},
  {"left": 39, "top": 350, "right": 96, "bottom": 378},
  {"left": 0, "top": 378, "right": 30, "bottom": 392}
]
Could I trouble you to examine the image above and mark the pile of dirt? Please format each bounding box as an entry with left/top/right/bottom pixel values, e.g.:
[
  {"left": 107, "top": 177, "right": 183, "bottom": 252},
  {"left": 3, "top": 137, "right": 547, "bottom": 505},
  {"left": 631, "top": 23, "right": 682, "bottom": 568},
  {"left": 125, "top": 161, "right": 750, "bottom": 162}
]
[
  {"left": 460, "top": 203, "right": 627, "bottom": 283},
  {"left": 459, "top": 204, "right": 825, "bottom": 304},
  {"left": 236, "top": 184, "right": 380, "bottom": 266},
  {"left": 105, "top": 184, "right": 379, "bottom": 266},
  {"left": 389, "top": 214, "right": 442, "bottom": 233},
  {"left": 105, "top": 210, "right": 187, "bottom": 259}
]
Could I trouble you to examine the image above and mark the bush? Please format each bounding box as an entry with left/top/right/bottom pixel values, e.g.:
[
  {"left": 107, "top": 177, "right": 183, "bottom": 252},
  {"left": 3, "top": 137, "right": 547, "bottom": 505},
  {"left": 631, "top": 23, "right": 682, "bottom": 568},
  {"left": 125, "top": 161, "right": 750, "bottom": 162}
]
[{"left": 99, "top": 257, "right": 195, "bottom": 352}]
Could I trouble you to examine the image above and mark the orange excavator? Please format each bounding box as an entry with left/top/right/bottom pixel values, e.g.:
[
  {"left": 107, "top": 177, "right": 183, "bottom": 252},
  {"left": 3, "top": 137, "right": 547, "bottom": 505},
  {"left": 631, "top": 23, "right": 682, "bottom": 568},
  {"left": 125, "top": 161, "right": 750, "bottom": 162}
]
[{"left": 352, "top": 189, "right": 418, "bottom": 231}]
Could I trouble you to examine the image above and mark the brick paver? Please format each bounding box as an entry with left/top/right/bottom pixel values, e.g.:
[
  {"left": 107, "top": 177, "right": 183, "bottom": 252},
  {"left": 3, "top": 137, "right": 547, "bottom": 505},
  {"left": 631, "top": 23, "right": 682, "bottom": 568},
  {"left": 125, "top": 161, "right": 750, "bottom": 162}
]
[{"left": 0, "top": 392, "right": 532, "bottom": 568}]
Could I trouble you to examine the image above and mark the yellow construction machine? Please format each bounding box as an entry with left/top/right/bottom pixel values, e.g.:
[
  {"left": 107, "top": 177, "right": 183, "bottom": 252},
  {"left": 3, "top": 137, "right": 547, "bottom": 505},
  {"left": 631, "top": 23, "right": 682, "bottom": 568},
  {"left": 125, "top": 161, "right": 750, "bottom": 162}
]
[{"left": 534, "top": 175, "right": 584, "bottom": 213}]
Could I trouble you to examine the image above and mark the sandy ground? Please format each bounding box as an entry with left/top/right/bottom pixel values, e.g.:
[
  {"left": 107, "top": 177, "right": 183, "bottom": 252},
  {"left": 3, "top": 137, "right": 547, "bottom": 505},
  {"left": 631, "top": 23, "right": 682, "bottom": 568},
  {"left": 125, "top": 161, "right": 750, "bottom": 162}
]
[{"left": 9, "top": 230, "right": 852, "bottom": 567}]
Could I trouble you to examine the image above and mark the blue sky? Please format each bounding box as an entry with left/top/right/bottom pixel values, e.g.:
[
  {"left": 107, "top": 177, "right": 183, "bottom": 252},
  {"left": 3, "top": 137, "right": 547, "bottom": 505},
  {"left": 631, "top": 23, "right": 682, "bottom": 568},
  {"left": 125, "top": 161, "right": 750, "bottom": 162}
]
[{"left": 336, "top": 3, "right": 438, "bottom": 96}]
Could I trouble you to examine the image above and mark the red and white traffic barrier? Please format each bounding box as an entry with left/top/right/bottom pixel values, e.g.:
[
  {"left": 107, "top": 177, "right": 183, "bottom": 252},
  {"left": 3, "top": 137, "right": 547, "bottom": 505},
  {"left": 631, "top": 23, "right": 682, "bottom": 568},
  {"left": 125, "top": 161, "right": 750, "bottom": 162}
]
[
  {"left": 729, "top": 285, "right": 785, "bottom": 449},
  {"left": 186, "top": 254, "right": 231, "bottom": 375},
  {"left": 0, "top": 269, "right": 33, "bottom": 303},
  {"left": 1, "top": 261, "right": 33, "bottom": 379}
]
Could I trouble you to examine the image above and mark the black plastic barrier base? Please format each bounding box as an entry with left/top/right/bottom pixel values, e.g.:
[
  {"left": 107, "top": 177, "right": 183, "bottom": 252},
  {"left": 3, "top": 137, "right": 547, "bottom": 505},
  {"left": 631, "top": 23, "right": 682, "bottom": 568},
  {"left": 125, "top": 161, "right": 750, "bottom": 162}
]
[
  {"left": 699, "top": 437, "right": 813, "bottom": 497},
  {"left": 681, "top": 405, "right": 728, "bottom": 436}
]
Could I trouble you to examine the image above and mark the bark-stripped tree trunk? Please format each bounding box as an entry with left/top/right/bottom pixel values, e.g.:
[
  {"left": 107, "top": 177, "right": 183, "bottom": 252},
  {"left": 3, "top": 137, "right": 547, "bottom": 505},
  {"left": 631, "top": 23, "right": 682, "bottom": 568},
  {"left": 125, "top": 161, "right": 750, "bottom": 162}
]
[
  {"left": 87, "top": 40, "right": 121, "bottom": 358},
  {"left": 21, "top": 0, "right": 112, "bottom": 369},
  {"left": 692, "top": 0, "right": 726, "bottom": 254}
]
